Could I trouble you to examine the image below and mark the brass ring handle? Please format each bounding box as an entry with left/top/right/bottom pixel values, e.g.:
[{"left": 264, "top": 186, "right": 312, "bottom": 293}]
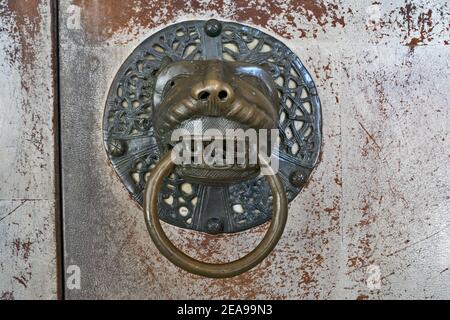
[{"left": 144, "top": 151, "right": 288, "bottom": 278}]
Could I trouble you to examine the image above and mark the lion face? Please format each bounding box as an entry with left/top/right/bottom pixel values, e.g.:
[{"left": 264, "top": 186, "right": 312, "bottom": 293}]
[{"left": 152, "top": 59, "right": 279, "bottom": 184}]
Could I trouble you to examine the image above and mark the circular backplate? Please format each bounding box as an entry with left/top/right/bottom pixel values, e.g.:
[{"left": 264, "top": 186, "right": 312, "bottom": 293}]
[{"left": 103, "top": 20, "right": 322, "bottom": 234}]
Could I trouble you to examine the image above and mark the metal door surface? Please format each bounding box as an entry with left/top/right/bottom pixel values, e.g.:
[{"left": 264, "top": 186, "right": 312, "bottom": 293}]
[
  {"left": 0, "top": 0, "right": 58, "bottom": 299},
  {"left": 1, "top": 0, "right": 450, "bottom": 299}
]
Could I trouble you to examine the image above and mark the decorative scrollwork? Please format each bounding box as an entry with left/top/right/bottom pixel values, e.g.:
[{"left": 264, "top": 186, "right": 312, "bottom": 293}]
[{"left": 229, "top": 178, "right": 273, "bottom": 229}]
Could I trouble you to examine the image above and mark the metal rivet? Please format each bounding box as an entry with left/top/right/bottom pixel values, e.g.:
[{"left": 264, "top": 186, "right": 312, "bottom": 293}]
[
  {"left": 108, "top": 138, "right": 127, "bottom": 157},
  {"left": 204, "top": 19, "right": 222, "bottom": 37},
  {"left": 290, "top": 170, "right": 306, "bottom": 187},
  {"left": 206, "top": 217, "right": 224, "bottom": 234}
]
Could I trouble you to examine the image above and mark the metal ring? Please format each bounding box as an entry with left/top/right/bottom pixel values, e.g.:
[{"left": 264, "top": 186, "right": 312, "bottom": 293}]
[{"left": 144, "top": 151, "right": 288, "bottom": 278}]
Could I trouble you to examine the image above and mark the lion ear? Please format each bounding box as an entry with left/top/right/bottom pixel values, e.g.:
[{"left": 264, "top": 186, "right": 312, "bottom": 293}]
[
  {"left": 259, "top": 63, "right": 272, "bottom": 74},
  {"left": 156, "top": 56, "right": 174, "bottom": 76}
]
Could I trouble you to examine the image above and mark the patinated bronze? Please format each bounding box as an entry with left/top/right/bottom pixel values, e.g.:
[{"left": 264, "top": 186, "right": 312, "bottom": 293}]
[
  {"left": 152, "top": 59, "right": 279, "bottom": 184},
  {"left": 103, "top": 19, "right": 322, "bottom": 277},
  {"left": 144, "top": 152, "right": 287, "bottom": 278},
  {"left": 103, "top": 19, "right": 322, "bottom": 234}
]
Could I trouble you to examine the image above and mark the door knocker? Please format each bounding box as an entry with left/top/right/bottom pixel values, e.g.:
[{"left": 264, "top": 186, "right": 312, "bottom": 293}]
[{"left": 103, "top": 19, "right": 322, "bottom": 278}]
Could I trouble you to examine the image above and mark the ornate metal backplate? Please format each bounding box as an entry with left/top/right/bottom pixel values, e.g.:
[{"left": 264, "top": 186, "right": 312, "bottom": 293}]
[{"left": 103, "top": 20, "right": 322, "bottom": 234}]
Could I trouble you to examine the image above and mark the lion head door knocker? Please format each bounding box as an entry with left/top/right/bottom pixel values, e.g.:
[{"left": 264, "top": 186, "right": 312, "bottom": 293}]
[{"left": 103, "top": 19, "right": 322, "bottom": 278}]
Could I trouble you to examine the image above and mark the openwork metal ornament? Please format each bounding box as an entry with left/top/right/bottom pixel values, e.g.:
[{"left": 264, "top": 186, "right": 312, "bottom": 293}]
[{"left": 103, "top": 20, "right": 322, "bottom": 238}]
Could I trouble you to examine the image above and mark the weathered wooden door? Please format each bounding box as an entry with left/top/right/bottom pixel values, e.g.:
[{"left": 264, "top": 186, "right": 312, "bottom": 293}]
[{"left": 1, "top": 0, "right": 450, "bottom": 299}]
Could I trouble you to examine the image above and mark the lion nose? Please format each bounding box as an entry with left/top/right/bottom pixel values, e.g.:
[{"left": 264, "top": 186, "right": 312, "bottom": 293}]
[{"left": 192, "top": 80, "right": 234, "bottom": 104}]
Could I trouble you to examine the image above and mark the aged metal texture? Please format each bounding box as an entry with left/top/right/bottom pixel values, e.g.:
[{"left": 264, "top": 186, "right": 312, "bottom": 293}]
[
  {"left": 0, "top": 0, "right": 57, "bottom": 299},
  {"left": 103, "top": 20, "right": 321, "bottom": 233},
  {"left": 61, "top": 0, "right": 450, "bottom": 299}
]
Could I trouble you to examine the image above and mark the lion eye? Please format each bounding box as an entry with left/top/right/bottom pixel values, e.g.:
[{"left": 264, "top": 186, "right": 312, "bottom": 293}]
[{"left": 162, "top": 80, "right": 176, "bottom": 98}]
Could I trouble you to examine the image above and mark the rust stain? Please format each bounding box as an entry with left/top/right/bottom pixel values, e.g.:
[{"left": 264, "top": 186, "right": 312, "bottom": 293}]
[
  {"left": 299, "top": 270, "right": 314, "bottom": 285},
  {"left": 399, "top": 2, "right": 417, "bottom": 38},
  {"left": 0, "top": 0, "right": 44, "bottom": 135},
  {"left": 334, "top": 176, "right": 342, "bottom": 186},
  {"left": 12, "top": 238, "right": 33, "bottom": 261},
  {"left": 357, "top": 197, "right": 376, "bottom": 228},
  {"left": 357, "top": 215, "right": 375, "bottom": 228},
  {"left": 206, "top": 257, "right": 279, "bottom": 299},
  {"left": 72, "top": 0, "right": 352, "bottom": 43},
  {"left": 347, "top": 256, "right": 363, "bottom": 268},
  {"left": 114, "top": 191, "right": 337, "bottom": 299},
  {"left": 365, "top": 1, "right": 449, "bottom": 49},
  {"left": 1, "top": 0, "right": 42, "bottom": 68},
  {"left": 0, "top": 1, "right": 51, "bottom": 298},
  {"left": 12, "top": 275, "right": 28, "bottom": 288},
  {"left": 360, "top": 202, "right": 369, "bottom": 214},
  {"left": 0, "top": 291, "right": 15, "bottom": 300},
  {"left": 401, "top": 6, "right": 434, "bottom": 51},
  {"left": 112, "top": 206, "right": 283, "bottom": 298},
  {"left": 395, "top": 1, "right": 446, "bottom": 51}
]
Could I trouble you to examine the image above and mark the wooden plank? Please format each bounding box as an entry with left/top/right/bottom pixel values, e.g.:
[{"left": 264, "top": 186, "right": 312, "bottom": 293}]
[
  {"left": 59, "top": 0, "right": 450, "bottom": 299},
  {"left": 0, "top": 0, "right": 58, "bottom": 299}
]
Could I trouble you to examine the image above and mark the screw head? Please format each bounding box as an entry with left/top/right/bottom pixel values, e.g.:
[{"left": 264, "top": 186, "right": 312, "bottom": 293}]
[
  {"left": 206, "top": 217, "right": 224, "bottom": 234},
  {"left": 204, "top": 19, "right": 222, "bottom": 37},
  {"left": 290, "top": 170, "right": 306, "bottom": 187},
  {"left": 108, "top": 138, "right": 127, "bottom": 157}
]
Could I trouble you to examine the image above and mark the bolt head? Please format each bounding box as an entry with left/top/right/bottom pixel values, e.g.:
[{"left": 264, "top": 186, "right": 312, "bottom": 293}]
[
  {"left": 290, "top": 170, "right": 306, "bottom": 187},
  {"left": 204, "top": 19, "right": 222, "bottom": 37},
  {"left": 206, "top": 217, "right": 224, "bottom": 234},
  {"left": 108, "top": 139, "right": 127, "bottom": 157}
]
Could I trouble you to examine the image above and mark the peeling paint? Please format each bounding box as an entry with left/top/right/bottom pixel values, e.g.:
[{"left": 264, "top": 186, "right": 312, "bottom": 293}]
[
  {"left": 70, "top": 0, "right": 352, "bottom": 43},
  {"left": 366, "top": 1, "right": 450, "bottom": 49}
]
